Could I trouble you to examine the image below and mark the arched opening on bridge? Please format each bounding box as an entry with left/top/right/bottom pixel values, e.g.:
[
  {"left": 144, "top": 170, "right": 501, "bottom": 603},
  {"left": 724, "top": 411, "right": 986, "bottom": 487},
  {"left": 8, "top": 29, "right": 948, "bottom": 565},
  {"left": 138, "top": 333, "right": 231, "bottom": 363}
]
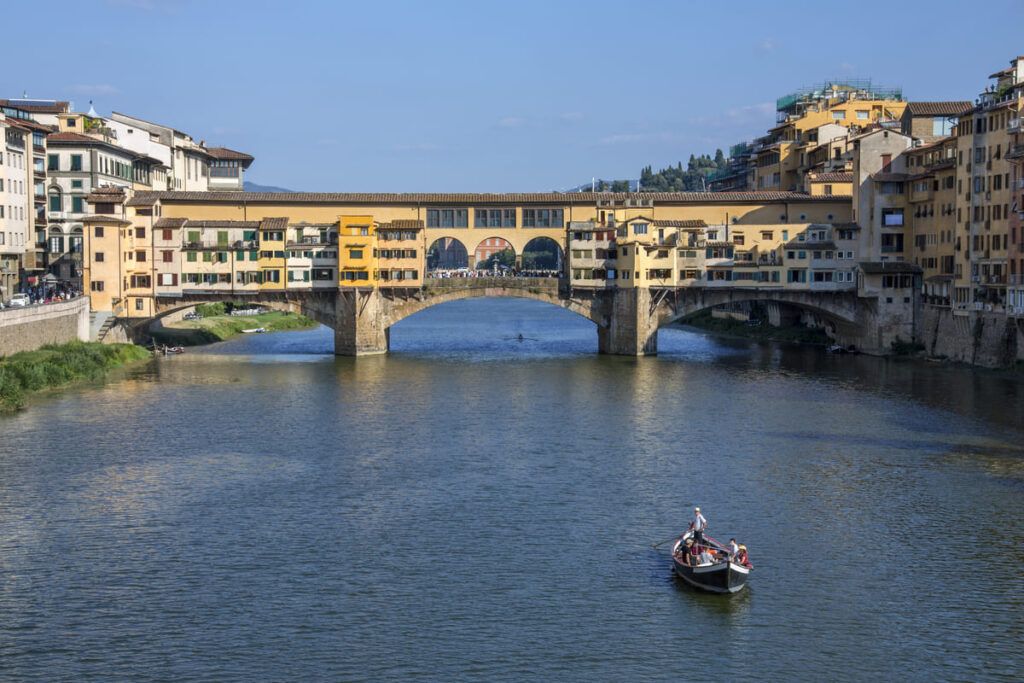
[
  {"left": 521, "top": 237, "right": 563, "bottom": 275},
  {"left": 387, "top": 296, "right": 598, "bottom": 356},
  {"left": 473, "top": 237, "right": 515, "bottom": 272},
  {"left": 427, "top": 237, "right": 469, "bottom": 272},
  {"left": 666, "top": 300, "right": 845, "bottom": 349}
]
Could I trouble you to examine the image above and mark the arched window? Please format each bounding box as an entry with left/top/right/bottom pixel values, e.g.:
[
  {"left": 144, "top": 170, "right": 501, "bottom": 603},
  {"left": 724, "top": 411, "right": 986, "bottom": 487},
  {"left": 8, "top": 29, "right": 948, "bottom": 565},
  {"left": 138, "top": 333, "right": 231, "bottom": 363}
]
[{"left": 48, "top": 225, "right": 65, "bottom": 254}]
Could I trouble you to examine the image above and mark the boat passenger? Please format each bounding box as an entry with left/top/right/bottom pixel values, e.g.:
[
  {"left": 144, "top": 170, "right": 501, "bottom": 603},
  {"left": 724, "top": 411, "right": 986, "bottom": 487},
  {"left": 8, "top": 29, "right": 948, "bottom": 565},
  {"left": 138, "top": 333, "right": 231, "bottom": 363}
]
[
  {"left": 690, "top": 506, "right": 707, "bottom": 543},
  {"left": 736, "top": 544, "right": 750, "bottom": 567},
  {"left": 729, "top": 538, "right": 739, "bottom": 559},
  {"left": 681, "top": 538, "right": 695, "bottom": 566}
]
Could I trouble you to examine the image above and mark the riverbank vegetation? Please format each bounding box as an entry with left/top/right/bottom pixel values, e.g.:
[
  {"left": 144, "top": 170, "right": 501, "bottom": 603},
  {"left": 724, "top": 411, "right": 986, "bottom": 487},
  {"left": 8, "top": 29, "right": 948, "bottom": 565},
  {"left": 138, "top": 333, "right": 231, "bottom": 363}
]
[
  {"left": 677, "top": 309, "right": 830, "bottom": 345},
  {"left": 0, "top": 341, "right": 151, "bottom": 413},
  {"left": 152, "top": 308, "right": 317, "bottom": 346}
]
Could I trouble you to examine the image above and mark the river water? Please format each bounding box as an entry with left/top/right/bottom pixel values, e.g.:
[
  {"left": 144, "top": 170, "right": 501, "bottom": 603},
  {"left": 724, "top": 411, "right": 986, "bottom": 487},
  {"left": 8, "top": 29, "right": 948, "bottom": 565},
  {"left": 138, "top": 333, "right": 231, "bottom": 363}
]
[{"left": 1, "top": 298, "right": 1023, "bottom": 682}]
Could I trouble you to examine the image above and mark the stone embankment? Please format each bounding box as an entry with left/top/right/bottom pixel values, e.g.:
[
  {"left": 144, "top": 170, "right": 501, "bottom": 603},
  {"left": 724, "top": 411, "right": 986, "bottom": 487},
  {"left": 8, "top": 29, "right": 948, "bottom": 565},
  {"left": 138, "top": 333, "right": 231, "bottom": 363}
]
[
  {"left": 0, "top": 297, "right": 89, "bottom": 357},
  {"left": 920, "top": 307, "right": 1024, "bottom": 368}
]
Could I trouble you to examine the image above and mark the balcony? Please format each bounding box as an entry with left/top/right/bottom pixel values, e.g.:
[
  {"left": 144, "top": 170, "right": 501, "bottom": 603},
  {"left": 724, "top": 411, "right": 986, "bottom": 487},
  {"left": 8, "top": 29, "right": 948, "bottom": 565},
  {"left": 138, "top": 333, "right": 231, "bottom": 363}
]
[{"left": 1009, "top": 118, "right": 1021, "bottom": 132}]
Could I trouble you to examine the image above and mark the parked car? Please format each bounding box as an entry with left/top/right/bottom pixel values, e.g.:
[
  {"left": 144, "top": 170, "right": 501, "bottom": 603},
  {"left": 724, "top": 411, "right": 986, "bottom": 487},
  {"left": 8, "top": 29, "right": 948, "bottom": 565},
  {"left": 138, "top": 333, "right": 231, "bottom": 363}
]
[{"left": 8, "top": 293, "right": 30, "bottom": 307}]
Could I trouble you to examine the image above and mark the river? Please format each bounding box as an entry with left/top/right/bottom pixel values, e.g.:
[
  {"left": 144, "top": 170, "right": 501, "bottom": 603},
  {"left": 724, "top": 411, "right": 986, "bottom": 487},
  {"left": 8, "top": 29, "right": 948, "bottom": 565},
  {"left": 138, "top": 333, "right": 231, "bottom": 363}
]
[{"left": 1, "top": 298, "right": 1022, "bottom": 682}]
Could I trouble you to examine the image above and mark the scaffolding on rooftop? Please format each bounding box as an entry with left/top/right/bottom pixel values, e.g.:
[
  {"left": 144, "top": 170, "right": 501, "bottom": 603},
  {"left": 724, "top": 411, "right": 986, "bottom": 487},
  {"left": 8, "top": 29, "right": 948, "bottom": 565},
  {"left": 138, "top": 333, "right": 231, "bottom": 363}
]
[{"left": 776, "top": 79, "right": 903, "bottom": 113}]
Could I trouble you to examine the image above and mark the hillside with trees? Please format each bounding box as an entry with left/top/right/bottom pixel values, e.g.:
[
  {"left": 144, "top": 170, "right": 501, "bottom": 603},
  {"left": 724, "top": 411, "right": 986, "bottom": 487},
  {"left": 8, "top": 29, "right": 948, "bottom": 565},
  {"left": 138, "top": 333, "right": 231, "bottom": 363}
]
[{"left": 570, "top": 150, "right": 729, "bottom": 193}]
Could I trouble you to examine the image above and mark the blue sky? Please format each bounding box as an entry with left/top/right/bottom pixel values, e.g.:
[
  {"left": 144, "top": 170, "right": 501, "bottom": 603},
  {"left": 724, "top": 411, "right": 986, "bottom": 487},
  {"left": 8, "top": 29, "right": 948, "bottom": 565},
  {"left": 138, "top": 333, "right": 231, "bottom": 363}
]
[{"left": 4, "top": 0, "right": 1022, "bottom": 191}]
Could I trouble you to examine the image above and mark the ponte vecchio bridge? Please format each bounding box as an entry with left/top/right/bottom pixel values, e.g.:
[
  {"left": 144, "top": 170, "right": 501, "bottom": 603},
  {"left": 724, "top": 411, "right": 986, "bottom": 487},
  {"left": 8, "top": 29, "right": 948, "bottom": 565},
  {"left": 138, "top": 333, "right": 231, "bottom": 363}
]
[{"left": 86, "top": 190, "right": 921, "bottom": 356}]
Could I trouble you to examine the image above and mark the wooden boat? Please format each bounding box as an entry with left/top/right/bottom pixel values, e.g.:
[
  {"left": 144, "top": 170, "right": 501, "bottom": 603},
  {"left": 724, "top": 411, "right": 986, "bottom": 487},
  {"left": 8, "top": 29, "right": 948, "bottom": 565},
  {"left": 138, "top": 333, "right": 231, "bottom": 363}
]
[{"left": 671, "top": 531, "right": 751, "bottom": 594}]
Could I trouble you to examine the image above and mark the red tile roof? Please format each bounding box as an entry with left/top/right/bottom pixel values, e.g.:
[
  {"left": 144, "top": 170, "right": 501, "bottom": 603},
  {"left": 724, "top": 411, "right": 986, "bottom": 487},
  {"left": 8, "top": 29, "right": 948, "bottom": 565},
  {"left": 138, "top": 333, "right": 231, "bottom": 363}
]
[
  {"left": 809, "top": 172, "right": 853, "bottom": 183},
  {"left": 128, "top": 190, "right": 850, "bottom": 205},
  {"left": 206, "top": 147, "right": 254, "bottom": 165},
  {"left": 905, "top": 101, "right": 973, "bottom": 117},
  {"left": 0, "top": 99, "right": 70, "bottom": 114}
]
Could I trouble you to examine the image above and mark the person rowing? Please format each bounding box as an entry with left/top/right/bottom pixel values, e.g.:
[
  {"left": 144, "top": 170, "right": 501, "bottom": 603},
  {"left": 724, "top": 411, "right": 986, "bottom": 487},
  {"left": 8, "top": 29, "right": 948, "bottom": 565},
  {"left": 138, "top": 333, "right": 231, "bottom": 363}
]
[{"left": 690, "top": 506, "right": 707, "bottom": 544}]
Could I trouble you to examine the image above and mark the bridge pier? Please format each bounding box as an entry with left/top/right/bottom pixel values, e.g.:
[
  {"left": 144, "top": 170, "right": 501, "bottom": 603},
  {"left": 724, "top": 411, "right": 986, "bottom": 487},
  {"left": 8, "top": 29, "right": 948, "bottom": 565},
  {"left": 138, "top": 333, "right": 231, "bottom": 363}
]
[
  {"left": 334, "top": 289, "right": 390, "bottom": 356},
  {"left": 598, "top": 288, "right": 658, "bottom": 356}
]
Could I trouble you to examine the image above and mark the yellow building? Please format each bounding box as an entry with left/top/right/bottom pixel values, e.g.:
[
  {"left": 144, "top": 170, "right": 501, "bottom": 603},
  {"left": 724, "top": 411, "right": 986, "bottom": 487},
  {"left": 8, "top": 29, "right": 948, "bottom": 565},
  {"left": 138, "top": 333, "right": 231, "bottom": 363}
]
[
  {"left": 338, "top": 215, "right": 375, "bottom": 286},
  {"left": 753, "top": 82, "right": 907, "bottom": 192},
  {"left": 258, "top": 217, "right": 287, "bottom": 290}
]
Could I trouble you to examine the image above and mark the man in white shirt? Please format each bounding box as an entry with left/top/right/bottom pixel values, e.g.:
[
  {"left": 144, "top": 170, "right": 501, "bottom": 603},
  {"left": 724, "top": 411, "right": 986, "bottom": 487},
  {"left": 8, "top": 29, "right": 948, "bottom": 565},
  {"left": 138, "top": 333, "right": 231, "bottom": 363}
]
[
  {"left": 691, "top": 506, "right": 707, "bottom": 543},
  {"left": 728, "top": 538, "right": 740, "bottom": 559}
]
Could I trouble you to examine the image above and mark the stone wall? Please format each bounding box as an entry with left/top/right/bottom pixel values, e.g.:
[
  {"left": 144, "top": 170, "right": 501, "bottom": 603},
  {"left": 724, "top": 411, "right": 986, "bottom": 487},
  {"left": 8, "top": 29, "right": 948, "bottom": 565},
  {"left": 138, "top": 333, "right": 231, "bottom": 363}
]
[
  {"left": 0, "top": 297, "right": 90, "bottom": 357},
  {"left": 921, "top": 306, "right": 1024, "bottom": 368}
]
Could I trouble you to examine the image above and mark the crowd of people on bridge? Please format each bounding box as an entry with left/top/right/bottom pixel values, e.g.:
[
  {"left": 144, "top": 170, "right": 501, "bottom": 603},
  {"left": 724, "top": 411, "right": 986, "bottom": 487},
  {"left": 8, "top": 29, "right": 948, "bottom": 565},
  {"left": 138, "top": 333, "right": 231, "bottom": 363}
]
[{"left": 427, "top": 268, "right": 562, "bottom": 279}]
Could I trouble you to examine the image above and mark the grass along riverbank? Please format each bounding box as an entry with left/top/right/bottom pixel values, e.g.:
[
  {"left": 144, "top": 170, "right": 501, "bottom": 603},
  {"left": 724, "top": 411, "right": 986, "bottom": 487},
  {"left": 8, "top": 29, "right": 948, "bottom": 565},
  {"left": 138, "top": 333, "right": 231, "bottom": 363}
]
[
  {"left": 152, "top": 308, "right": 318, "bottom": 346},
  {"left": 0, "top": 341, "right": 151, "bottom": 413},
  {"left": 676, "top": 309, "right": 830, "bottom": 345}
]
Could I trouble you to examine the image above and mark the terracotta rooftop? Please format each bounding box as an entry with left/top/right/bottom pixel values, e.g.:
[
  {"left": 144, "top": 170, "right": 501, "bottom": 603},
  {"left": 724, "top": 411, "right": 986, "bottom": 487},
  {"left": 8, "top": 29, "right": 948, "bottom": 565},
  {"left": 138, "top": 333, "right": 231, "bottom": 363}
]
[
  {"left": 809, "top": 172, "right": 853, "bottom": 183},
  {"left": 128, "top": 190, "right": 850, "bottom": 205},
  {"left": 206, "top": 147, "right": 254, "bottom": 166},
  {"left": 905, "top": 101, "right": 973, "bottom": 117},
  {"left": 154, "top": 217, "right": 188, "bottom": 229},
  {"left": 182, "top": 220, "right": 261, "bottom": 229},
  {"left": 0, "top": 99, "right": 70, "bottom": 114},
  {"left": 652, "top": 219, "right": 707, "bottom": 228},
  {"left": 259, "top": 217, "right": 289, "bottom": 231},
  {"left": 378, "top": 219, "right": 425, "bottom": 230}
]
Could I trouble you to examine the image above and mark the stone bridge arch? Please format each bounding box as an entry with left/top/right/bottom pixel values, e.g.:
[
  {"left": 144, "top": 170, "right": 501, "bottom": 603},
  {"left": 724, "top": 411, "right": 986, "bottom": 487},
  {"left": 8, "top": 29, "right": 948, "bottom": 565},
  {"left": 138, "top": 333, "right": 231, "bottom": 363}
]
[
  {"left": 148, "top": 290, "right": 339, "bottom": 332},
  {"left": 336, "top": 279, "right": 609, "bottom": 355},
  {"left": 654, "top": 287, "right": 861, "bottom": 330}
]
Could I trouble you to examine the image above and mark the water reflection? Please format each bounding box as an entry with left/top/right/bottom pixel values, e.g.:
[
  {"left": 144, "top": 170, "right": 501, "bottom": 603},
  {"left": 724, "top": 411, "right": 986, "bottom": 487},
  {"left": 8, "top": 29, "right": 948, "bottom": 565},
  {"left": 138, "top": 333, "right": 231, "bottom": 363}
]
[{"left": 1, "top": 297, "right": 1022, "bottom": 681}]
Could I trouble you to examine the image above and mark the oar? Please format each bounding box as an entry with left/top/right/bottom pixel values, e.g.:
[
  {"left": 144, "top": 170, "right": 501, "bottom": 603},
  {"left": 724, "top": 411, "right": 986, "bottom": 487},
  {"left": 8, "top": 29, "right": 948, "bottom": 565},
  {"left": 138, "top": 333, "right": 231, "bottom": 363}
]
[{"left": 651, "top": 534, "right": 682, "bottom": 549}]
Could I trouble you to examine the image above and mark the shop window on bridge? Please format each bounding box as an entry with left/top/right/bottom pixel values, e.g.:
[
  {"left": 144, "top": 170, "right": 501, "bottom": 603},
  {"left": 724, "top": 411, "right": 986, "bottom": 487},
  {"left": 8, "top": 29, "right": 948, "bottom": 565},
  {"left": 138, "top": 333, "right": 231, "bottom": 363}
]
[
  {"left": 312, "top": 268, "right": 334, "bottom": 281},
  {"left": 474, "top": 208, "right": 516, "bottom": 228},
  {"left": 427, "top": 208, "right": 468, "bottom": 228},
  {"left": 522, "top": 208, "right": 564, "bottom": 228},
  {"left": 342, "top": 271, "right": 370, "bottom": 281},
  {"left": 787, "top": 269, "right": 807, "bottom": 283},
  {"left": 881, "top": 274, "right": 914, "bottom": 288},
  {"left": 812, "top": 271, "right": 834, "bottom": 282},
  {"left": 129, "top": 275, "right": 151, "bottom": 288}
]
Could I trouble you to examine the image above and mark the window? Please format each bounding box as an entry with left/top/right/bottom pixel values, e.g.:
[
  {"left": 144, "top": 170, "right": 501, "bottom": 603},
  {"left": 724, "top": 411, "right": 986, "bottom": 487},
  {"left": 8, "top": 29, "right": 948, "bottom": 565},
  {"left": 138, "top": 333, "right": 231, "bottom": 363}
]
[
  {"left": 135, "top": 299, "right": 144, "bottom": 311},
  {"left": 349, "top": 249, "right": 363, "bottom": 259},
  {"left": 426, "top": 208, "right": 469, "bottom": 228},
  {"left": 95, "top": 226, "right": 104, "bottom": 238},
  {"left": 474, "top": 208, "right": 516, "bottom": 228},
  {"left": 70, "top": 154, "right": 82, "bottom": 171},
  {"left": 136, "top": 227, "right": 146, "bottom": 239},
  {"left": 881, "top": 209, "right": 904, "bottom": 227},
  {"left": 824, "top": 185, "right": 833, "bottom": 196},
  {"left": 135, "top": 250, "right": 147, "bottom": 262},
  {"left": 522, "top": 208, "right": 564, "bottom": 228},
  {"left": 187, "top": 252, "right": 197, "bottom": 262},
  {"left": 47, "top": 154, "right": 58, "bottom": 171},
  {"left": 90, "top": 281, "right": 104, "bottom": 292},
  {"left": 95, "top": 252, "right": 105, "bottom": 262},
  {"left": 72, "top": 196, "right": 84, "bottom": 212},
  {"left": 632, "top": 222, "right": 648, "bottom": 235},
  {"left": 49, "top": 194, "right": 61, "bottom": 212},
  {"left": 832, "top": 111, "right": 846, "bottom": 120},
  {"left": 856, "top": 110, "right": 869, "bottom": 120},
  {"left": 162, "top": 229, "right": 173, "bottom": 241},
  {"left": 162, "top": 250, "right": 173, "bottom": 262}
]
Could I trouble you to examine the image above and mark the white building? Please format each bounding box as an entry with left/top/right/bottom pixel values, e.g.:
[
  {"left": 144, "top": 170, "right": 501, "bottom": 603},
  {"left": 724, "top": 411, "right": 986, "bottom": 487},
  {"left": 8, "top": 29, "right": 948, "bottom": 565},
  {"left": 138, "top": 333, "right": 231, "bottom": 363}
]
[{"left": 0, "top": 115, "right": 33, "bottom": 301}]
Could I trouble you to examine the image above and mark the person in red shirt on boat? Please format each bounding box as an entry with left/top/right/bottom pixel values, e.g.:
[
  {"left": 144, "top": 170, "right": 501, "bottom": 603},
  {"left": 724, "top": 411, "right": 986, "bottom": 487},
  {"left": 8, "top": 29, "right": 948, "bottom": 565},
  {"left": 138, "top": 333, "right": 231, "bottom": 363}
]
[
  {"left": 689, "top": 506, "right": 707, "bottom": 544},
  {"left": 736, "top": 544, "right": 751, "bottom": 568}
]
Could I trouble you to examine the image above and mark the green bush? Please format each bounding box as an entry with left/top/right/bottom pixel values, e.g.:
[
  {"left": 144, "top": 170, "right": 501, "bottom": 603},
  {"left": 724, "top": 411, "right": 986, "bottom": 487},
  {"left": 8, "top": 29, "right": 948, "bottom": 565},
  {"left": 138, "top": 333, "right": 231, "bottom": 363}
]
[
  {"left": 195, "top": 302, "right": 227, "bottom": 317},
  {"left": 0, "top": 341, "right": 150, "bottom": 413}
]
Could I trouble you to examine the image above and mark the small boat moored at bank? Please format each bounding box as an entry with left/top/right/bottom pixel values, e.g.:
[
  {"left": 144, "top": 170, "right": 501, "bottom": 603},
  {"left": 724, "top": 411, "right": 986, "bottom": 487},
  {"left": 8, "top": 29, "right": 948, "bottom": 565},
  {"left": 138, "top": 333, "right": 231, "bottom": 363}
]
[{"left": 671, "top": 530, "right": 751, "bottom": 594}]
